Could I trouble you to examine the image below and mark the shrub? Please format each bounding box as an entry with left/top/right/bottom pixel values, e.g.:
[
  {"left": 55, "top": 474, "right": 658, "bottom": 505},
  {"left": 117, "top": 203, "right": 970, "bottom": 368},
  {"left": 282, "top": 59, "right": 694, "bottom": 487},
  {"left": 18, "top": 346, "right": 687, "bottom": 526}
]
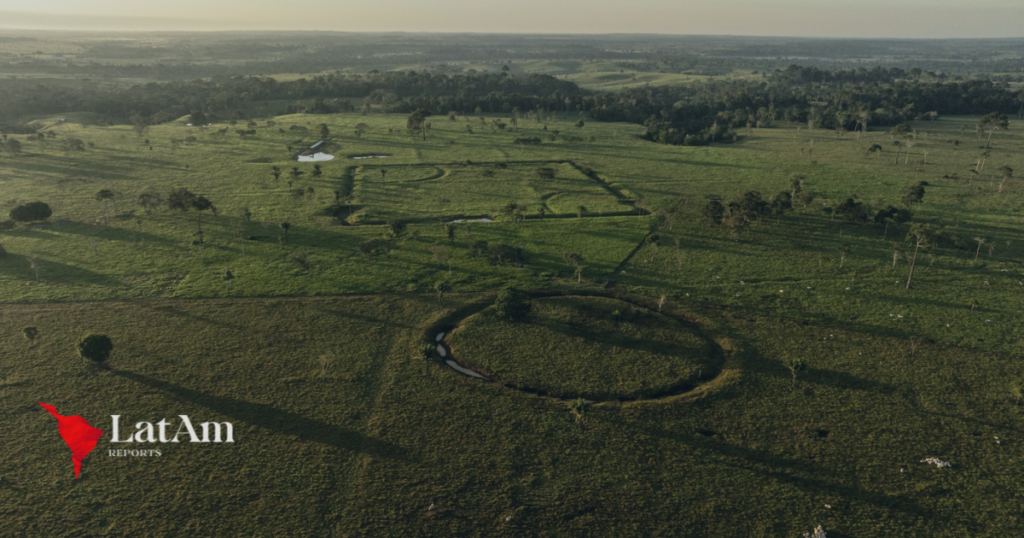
[
  {"left": 386, "top": 217, "right": 408, "bottom": 238},
  {"left": 494, "top": 288, "right": 532, "bottom": 321},
  {"left": 9, "top": 202, "right": 52, "bottom": 223},
  {"left": 77, "top": 333, "right": 113, "bottom": 363},
  {"left": 22, "top": 326, "right": 38, "bottom": 342}
]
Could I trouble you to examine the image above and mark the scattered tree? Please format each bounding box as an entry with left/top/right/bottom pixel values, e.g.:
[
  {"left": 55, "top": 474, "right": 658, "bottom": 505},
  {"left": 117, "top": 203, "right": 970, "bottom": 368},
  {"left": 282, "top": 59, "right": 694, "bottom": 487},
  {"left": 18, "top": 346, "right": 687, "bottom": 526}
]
[
  {"left": 569, "top": 398, "right": 588, "bottom": 424},
  {"left": 494, "top": 287, "right": 532, "bottom": 321},
  {"left": 386, "top": 217, "right": 408, "bottom": 239},
  {"left": 430, "top": 244, "right": 452, "bottom": 275},
  {"left": 563, "top": 251, "right": 585, "bottom": 284},
  {"left": 702, "top": 200, "right": 725, "bottom": 225},
  {"left": 785, "top": 357, "right": 805, "bottom": 388},
  {"left": 978, "top": 112, "right": 1008, "bottom": 148},
  {"left": 9, "top": 202, "right": 52, "bottom": 223},
  {"left": 905, "top": 223, "right": 931, "bottom": 289},
  {"left": 77, "top": 333, "right": 113, "bottom": 365}
]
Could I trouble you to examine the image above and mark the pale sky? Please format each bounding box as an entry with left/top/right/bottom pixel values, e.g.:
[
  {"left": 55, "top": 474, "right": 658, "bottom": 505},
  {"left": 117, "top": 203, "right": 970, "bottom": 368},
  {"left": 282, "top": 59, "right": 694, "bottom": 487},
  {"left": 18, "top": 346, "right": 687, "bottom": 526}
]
[{"left": 0, "top": 0, "right": 1022, "bottom": 38}]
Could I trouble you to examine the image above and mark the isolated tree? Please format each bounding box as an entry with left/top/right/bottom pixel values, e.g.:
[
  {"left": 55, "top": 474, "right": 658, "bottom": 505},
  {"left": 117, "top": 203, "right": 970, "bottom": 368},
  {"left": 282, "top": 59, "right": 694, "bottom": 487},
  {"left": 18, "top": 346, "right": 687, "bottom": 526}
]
[
  {"left": 998, "top": 166, "right": 1013, "bottom": 194},
  {"left": 137, "top": 190, "right": 162, "bottom": 214},
  {"left": 223, "top": 269, "right": 235, "bottom": 290},
  {"left": 978, "top": 112, "right": 1008, "bottom": 148},
  {"left": 290, "top": 167, "right": 303, "bottom": 181},
  {"left": 905, "top": 223, "right": 931, "bottom": 289},
  {"left": 29, "top": 257, "right": 41, "bottom": 280},
  {"left": 973, "top": 237, "right": 986, "bottom": 261},
  {"left": 9, "top": 202, "right": 52, "bottom": 223},
  {"left": 22, "top": 326, "right": 39, "bottom": 344},
  {"left": 279, "top": 222, "right": 291, "bottom": 242},
  {"left": 890, "top": 242, "right": 901, "bottom": 269},
  {"left": 702, "top": 200, "right": 725, "bottom": 225},
  {"left": 95, "top": 189, "right": 117, "bottom": 217},
  {"left": 188, "top": 110, "right": 207, "bottom": 125},
  {"left": 569, "top": 398, "right": 588, "bottom": 424},
  {"left": 271, "top": 165, "right": 282, "bottom": 184},
  {"left": 901, "top": 183, "right": 926, "bottom": 207},
  {"left": 77, "top": 333, "right": 113, "bottom": 364},
  {"left": 430, "top": 244, "right": 452, "bottom": 275},
  {"left": 494, "top": 287, "right": 532, "bottom": 321},
  {"left": 576, "top": 205, "right": 587, "bottom": 219},
  {"left": 312, "top": 164, "right": 323, "bottom": 178},
  {"left": 1011, "top": 379, "right": 1023, "bottom": 405},
  {"left": 315, "top": 123, "right": 330, "bottom": 139},
  {"left": 785, "top": 357, "right": 805, "bottom": 388},
  {"left": 5, "top": 138, "right": 21, "bottom": 156},
  {"left": 563, "top": 251, "right": 585, "bottom": 284},
  {"left": 192, "top": 196, "right": 215, "bottom": 232},
  {"left": 433, "top": 280, "right": 450, "bottom": 304},
  {"left": 863, "top": 144, "right": 880, "bottom": 159},
  {"left": 386, "top": 217, "right": 407, "bottom": 239}
]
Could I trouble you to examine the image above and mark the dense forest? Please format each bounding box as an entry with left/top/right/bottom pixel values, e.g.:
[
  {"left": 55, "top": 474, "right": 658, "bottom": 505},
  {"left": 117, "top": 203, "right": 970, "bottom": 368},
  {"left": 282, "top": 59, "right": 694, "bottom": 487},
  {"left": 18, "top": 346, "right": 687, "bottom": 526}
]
[{"left": 1, "top": 67, "right": 1022, "bottom": 147}]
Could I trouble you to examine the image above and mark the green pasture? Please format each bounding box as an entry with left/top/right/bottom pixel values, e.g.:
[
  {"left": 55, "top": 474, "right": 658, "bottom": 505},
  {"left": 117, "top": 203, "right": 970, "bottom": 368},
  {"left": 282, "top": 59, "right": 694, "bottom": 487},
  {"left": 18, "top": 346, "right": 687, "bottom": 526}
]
[
  {"left": 1, "top": 294, "right": 1022, "bottom": 536},
  {"left": 2, "top": 109, "right": 1024, "bottom": 535}
]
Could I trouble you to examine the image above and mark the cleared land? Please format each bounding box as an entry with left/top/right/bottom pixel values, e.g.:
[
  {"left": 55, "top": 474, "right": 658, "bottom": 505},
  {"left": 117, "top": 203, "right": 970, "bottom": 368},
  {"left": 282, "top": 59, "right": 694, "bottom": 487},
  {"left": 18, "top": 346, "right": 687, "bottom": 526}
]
[
  {"left": 447, "top": 295, "right": 718, "bottom": 400},
  {"left": 2, "top": 109, "right": 1024, "bottom": 536}
]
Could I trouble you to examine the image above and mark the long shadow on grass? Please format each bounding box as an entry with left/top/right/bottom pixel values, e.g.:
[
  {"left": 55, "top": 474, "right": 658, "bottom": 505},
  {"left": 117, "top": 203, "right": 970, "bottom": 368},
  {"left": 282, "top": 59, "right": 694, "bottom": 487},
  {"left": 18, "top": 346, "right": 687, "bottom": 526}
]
[
  {"left": 113, "top": 370, "right": 416, "bottom": 461},
  {"left": 610, "top": 416, "right": 931, "bottom": 520},
  {"left": 0, "top": 253, "right": 122, "bottom": 286},
  {"left": 142, "top": 304, "right": 245, "bottom": 330}
]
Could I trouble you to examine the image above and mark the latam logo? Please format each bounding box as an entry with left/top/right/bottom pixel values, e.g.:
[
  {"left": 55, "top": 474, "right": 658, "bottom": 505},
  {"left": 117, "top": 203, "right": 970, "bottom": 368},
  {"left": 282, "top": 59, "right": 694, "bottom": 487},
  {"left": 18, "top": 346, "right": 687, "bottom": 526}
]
[{"left": 39, "top": 402, "right": 235, "bottom": 479}]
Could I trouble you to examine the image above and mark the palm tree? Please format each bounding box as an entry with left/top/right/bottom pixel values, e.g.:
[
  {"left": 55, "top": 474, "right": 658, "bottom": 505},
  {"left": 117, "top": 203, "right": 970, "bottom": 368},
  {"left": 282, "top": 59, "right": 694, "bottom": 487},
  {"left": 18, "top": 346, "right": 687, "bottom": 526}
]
[
  {"left": 905, "top": 223, "right": 930, "bottom": 289},
  {"left": 838, "top": 244, "right": 850, "bottom": 269},
  {"left": 563, "top": 251, "right": 585, "bottom": 284},
  {"left": 973, "top": 237, "right": 986, "bottom": 261},
  {"left": 785, "top": 358, "right": 805, "bottom": 388},
  {"left": 192, "top": 196, "right": 215, "bottom": 232},
  {"left": 998, "top": 166, "right": 1013, "bottom": 194}
]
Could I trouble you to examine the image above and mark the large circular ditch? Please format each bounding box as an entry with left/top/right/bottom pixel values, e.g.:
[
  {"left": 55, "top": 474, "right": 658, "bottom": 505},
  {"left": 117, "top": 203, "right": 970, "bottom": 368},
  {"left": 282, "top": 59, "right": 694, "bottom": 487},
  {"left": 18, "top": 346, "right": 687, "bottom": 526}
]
[{"left": 442, "top": 296, "right": 720, "bottom": 401}]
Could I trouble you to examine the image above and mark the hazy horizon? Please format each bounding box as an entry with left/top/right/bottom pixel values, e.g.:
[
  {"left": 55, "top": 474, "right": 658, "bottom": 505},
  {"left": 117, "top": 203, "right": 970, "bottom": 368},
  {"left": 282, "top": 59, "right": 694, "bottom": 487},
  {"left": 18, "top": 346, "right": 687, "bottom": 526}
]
[{"left": 1, "top": 1, "right": 1023, "bottom": 38}]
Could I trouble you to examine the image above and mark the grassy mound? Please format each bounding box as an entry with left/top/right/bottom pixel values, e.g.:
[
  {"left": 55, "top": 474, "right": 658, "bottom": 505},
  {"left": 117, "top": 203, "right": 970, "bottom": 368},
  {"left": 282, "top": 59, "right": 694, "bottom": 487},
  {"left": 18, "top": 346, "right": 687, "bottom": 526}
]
[{"left": 447, "top": 296, "right": 717, "bottom": 399}]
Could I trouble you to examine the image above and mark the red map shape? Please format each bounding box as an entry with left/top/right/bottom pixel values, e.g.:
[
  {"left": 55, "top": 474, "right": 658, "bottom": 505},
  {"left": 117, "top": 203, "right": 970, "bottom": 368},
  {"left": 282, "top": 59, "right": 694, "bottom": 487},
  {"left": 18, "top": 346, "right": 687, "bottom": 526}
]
[{"left": 39, "top": 402, "right": 104, "bottom": 479}]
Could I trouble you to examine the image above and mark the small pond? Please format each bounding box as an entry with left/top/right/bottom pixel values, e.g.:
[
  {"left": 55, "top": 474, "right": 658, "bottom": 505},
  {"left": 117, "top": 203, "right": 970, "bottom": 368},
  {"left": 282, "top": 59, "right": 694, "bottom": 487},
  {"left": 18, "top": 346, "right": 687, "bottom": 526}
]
[{"left": 297, "top": 152, "right": 335, "bottom": 162}]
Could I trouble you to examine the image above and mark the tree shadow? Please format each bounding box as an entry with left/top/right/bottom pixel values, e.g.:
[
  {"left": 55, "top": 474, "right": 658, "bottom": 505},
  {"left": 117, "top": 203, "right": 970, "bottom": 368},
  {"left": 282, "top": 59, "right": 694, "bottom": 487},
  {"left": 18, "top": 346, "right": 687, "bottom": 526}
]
[
  {"left": 604, "top": 415, "right": 932, "bottom": 520},
  {"left": 112, "top": 370, "right": 416, "bottom": 462},
  {"left": 0, "top": 252, "right": 122, "bottom": 286}
]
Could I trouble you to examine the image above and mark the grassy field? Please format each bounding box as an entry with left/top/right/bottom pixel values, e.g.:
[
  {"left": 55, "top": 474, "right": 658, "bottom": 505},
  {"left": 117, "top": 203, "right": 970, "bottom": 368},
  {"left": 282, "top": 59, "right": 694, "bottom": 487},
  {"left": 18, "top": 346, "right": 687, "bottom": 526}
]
[
  {"left": 1, "top": 294, "right": 1022, "bottom": 536},
  {"left": 446, "top": 295, "right": 717, "bottom": 400},
  {"left": 3, "top": 107, "right": 1024, "bottom": 535}
]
